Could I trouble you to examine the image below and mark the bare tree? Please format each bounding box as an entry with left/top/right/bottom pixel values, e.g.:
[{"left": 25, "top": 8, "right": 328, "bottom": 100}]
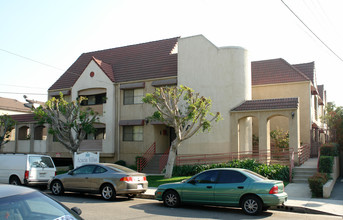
[
  {"left": 34, "top": 94, "right": 99, "bottom": 160},
  {"left": 0, "top": 115, "right": 15, "bottom": 148},
  {"left": 143, "top": 85, "right": 221, "bottom": 178}
]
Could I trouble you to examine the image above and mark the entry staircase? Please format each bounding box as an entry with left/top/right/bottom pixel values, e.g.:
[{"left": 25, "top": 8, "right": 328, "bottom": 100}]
[
  {"left": 292, "top": 158, "right": 317, "bottom": 183},
  {"left": 141, "top": 154, "right": 164, "bottom": 174}
]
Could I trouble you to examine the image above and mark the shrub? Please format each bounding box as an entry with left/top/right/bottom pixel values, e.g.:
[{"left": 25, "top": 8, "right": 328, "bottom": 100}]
[
  {"left": 308, "top": 172, "right": 329, "bottom": 197},
  {"left": 318, "top": 156, "right": 334, "bottom": 173},
  {"left": 320, "top": 144, "right": 339, "bottom": 156},
  {"left": 172, "top": 159, "right": 290, "bottom": 182},
  {"left": 114, "top": 160, "right": 126, "bottom": 166}
]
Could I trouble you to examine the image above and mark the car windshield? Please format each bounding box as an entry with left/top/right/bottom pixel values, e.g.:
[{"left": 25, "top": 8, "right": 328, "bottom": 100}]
[
  {"left": 0, "top": 191, "right": 81, "bottom": 220},
  {"left": 243, "top": 169, "right": 268, "bottom": 181},
  {"left": 105, "top": 164, "right": 137, "bottom": 173}
]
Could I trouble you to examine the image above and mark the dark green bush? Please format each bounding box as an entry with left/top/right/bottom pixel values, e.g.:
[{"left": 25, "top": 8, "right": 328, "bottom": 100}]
[
  {"left": 172, "top": 159, "right": 290, "bottom": 182},
  {"left": 114, "top": 160, "right": 126, "bottom": 166},
  {"left": 318, "top": 156, "right": 334, "bottom": 173},
  {"left": 320, "top": 144, "right": 339, "bottom": 156},
  {"left": 308, "top": 172, "right": 328, "bottom": 197}
]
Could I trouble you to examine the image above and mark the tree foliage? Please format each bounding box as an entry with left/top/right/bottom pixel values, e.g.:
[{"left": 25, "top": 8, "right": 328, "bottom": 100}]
[
  {"left": 270, "top": 128, "right": 289, "bottom": 150},
  {"left": 143, "top": 85, "right": 222, "bottom": 178},
  {"left": 34, "top": 94, "right": 99, "bottom": 154},
  {"left": 321, "top": 102, "right": 343, "bottom": 148},
  {"left": 0, "top": 115, "right": 15, "bottom": 148}
]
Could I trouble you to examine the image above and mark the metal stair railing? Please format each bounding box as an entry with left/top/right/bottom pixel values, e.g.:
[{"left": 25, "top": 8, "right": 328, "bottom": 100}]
[{"left": 137, "top": 142, "right": 156, "bottom": 172}]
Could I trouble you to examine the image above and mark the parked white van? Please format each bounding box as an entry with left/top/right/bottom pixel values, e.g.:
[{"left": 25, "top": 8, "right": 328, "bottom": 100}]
[{"left": 0, "top": 154, "right": 56, "bottom": 186}]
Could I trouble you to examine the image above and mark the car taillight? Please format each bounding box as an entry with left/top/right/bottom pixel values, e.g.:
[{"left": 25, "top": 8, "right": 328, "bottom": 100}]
[
  {"left": 143, "top": 176, "right": 147, "bottom": 181},
  {"left": 269, "top": 185, "right": 278, "bottom": 194},
  {"left": 24, "top": 170, "right": 29, "bottom": 180},
  {"left": 120, "top": 177, "right": 133, "bottom": 182},
  {"left": 55, "top": 171, "right": 57, "bottom": 176}
]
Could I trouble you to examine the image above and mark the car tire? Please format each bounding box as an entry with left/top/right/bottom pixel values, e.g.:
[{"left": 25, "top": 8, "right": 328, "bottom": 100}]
[
  {"left": 241, "top": 195, "right": 263, "bottom": 215},
  {"left": 51, "top": 180, "right": 64, "bottom": 196},
  {"left": 9, "top": 176, "right": 21, "bottom": 185},
  {"left": 101, "top": 184, "right": 116, "bottom": 200},
  {"left": 163, "top": 190, "right": 180, "bottom": 208}
]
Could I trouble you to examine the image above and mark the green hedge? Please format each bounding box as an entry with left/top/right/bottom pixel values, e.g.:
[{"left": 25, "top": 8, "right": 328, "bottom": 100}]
[
  {"left": 172, "top": 159, "right": 290, "bottom": 182},
  {"left": 318, "top": 156, "right": 334, "bottom": 173},
  {"left": 320, "top": 143, "right": 339, "bottom": 156},
  {"left": 308, "top": 172, "right": 329, "bottom": 198}
]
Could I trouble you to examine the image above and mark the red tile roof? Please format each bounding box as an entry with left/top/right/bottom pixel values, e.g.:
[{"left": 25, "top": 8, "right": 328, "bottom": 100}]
[
  {"left": 0, "top": 97, "right": 31, "bottom": 113},
  {"left": 231, "top": 98, "right": 299, "bottom": 112},
  {"left": 292, "top": 61, "right": 315, "bottom": 84},
  {"left": 252, "top": 58, "right": 310, "bottom": 86},
  {"left": 49, "top": 37, "right": 179, "bottom": 90},
  {"left": 10, "top": 114, "right": 37, "bottom": 123}
]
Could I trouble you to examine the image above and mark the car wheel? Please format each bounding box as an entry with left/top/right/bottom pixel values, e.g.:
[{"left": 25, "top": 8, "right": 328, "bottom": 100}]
[
  {"left": 241, "top": 195, "right": 262, "bottom": 215},
  {"left": 163, "top": 190, "right": 180, "bottom": 208},
  {"left": 101, "top": 184, "right": 116, "bottom": 200},
  {"left": 9, "top": 176, "right": 21, "bottom": 185},
  {"left": 51, "top": 180, "right": 64, "bottom": 196}
]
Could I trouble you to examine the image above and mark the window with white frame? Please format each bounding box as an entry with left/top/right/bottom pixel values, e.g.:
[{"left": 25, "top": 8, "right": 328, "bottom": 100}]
[
  {"left": 124, "top": 89, "right": 143, "bottom": 105},
  {"left": 123, "top": 126, "right": 143, "bottom": 141}
]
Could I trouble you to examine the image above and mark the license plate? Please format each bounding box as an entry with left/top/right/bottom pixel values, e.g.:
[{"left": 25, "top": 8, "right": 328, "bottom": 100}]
[
  {"left": 39, "top": 172, "right": 46, "bottom": 177},
  {"left": 137, "top": 184, "right": 143, "bottom": 189}
]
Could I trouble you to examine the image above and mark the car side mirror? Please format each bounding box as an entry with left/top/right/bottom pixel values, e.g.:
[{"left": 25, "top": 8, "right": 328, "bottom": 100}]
[
  {"left": 67, "top": 170, "right": 73, "bottom": 175},
  {"left": 71, "top": 207, "right": 82, "bottom": 215}
]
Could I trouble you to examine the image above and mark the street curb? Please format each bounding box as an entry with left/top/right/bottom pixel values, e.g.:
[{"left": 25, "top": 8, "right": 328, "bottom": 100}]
[
  {"left": 271, "top": 205, "right": 341, "bottom": 217},
  {"left": 138, "top": 193, "right": 341, "bottom": 217}
]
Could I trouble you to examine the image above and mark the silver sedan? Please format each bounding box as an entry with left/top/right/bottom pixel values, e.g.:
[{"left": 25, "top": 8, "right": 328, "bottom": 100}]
[{"left": 48, "top": 163, "right": 148, "bottom": 200}]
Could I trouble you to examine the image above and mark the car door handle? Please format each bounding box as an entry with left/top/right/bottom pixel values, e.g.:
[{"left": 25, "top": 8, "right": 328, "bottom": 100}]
[
  {"left": 207, "top": 186, "right": 212, "bottom": 189},
  {"left": 237, "top": 186, "right": 244, "bottom": 189}
]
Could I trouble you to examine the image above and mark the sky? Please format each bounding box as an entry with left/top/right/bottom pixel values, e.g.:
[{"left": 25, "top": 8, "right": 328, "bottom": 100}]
[{"left": 1, "top": 0, "right": 343, "bottom": 106}]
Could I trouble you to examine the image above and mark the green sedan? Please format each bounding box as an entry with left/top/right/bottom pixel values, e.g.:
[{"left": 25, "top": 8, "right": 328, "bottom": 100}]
[{"left": 155, "top": 168, "right": 287, "bottom": 215}]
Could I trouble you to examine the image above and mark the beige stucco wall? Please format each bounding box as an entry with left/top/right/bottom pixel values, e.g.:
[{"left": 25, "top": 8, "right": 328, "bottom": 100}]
[
  {"left": 252, "top": 81, "right": 311, "bottom": 144},
  {"left": 119, "top": 80, "right": 173, "bottom": 164},
  {"left": 177, "top": 35, "right": 251, "bottom": 154},
  {"left": 72, "top": 60, "right": 116, "bottom": 155}
]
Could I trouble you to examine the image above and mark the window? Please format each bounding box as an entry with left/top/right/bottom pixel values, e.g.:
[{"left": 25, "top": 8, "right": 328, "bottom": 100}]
[
  {"left": 123, "top": 126, "right": 143, "bottom": 141},
  {"left": 80, "top": 93, "right": 106, "bottom": 106},
  {"left": 86, "top": 128, "right": 106, "bottom": 140},
  {"left": 192, "top": 170, "right": 218, "bottom": 183},
  {"left": 217, "top": 170, "right": 247, "bottom": 183},
  {"left": 94, "top": 166, "right": 107, "bottom": 174},
  {"left": 124, "top": 89, "right": 143, "bottom": 105},
  {"left": 73, "top": 165, "right": 96, "bottom": 174}
]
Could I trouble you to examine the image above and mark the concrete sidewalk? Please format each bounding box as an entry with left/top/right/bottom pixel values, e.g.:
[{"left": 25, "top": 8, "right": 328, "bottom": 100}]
[{"left": 139, "top": 178, "right": 343, "bottom": 217}]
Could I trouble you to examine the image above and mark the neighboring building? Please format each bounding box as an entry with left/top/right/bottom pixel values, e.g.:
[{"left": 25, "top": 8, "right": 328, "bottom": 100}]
[
  {"left": 0, "top": 97, "right": 30, "bottom": 115},
  {"left": 251, "top": 58, "right": 327, "bottom": 156}
]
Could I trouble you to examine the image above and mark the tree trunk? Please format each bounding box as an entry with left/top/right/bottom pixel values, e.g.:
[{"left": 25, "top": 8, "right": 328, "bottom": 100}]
[{"left": 164, "top": 140, "right": 180, "bottom": 179}]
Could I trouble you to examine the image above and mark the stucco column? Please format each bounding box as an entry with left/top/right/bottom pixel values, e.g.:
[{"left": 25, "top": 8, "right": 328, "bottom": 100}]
[
  {"left": 230, "top": 113, "right": 239, "bottom": 153},
  {"left": 289, "top": 108, "right": 300, "bottom": 164},
  {"left": 239, "top": 117, "right": 252, "bottom": 152},
  {"left": 259, "top": 115, "right": 270, "bottom": 164}
]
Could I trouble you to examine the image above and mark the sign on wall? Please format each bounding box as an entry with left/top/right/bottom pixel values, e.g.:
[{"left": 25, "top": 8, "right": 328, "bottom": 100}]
[{"left": 74, "top": 152, "right": 99, "bottom": 168}]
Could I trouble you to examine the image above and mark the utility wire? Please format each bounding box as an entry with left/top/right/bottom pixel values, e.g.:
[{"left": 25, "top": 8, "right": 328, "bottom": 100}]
[
  {"left": 281, "top": 0, "right": 343, "bottom": 63},
  {"left": 0, "top": 48, "right": 114, "bottom": 87},
  {"left": 0, "top": 91, "right": 47, "bottom": 95}
]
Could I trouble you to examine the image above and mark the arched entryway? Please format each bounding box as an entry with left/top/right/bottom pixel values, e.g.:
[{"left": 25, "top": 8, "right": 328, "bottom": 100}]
[{"left": 231, "top": 98, "right": 300, "bottom": 163}]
